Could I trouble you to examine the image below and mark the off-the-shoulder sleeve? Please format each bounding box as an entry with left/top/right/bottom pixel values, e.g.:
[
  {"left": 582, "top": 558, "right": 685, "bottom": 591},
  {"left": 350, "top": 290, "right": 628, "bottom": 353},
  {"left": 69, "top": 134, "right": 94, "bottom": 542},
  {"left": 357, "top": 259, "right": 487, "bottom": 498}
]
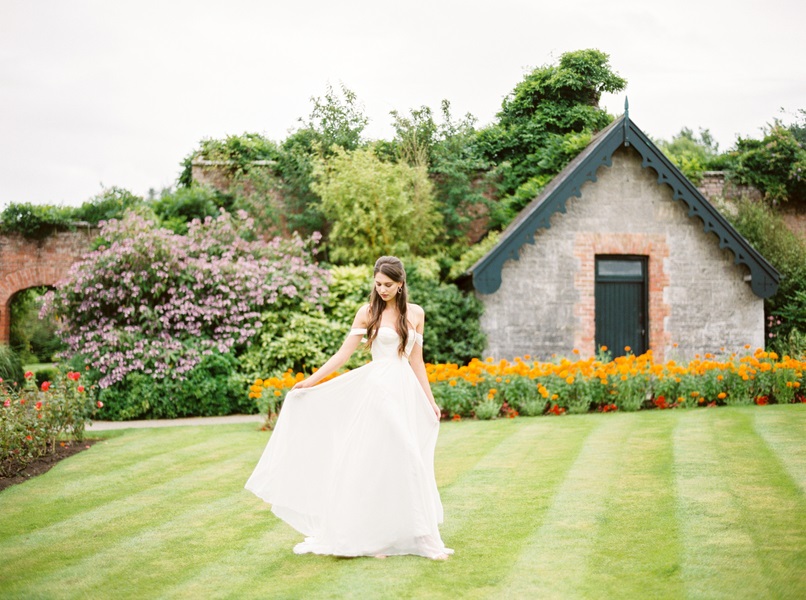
[
  {"left": 414, "top": 332, "right": 424, "bottom": 347},
  {"left": 349, "top": 328, "right": 368, "bottom": 337}
]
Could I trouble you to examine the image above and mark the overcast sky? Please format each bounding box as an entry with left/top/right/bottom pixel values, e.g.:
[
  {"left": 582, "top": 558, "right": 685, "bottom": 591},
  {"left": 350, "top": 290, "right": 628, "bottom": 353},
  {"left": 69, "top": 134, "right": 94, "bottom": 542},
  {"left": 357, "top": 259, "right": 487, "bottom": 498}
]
[{"left": 1, "top": 0, "right": 804, "bottom": 208}]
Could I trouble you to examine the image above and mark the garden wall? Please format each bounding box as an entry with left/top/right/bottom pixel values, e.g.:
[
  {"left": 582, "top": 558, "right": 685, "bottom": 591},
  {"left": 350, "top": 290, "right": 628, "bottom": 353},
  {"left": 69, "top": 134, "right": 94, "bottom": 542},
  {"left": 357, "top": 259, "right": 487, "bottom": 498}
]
[{"left": 0, "top": 228, "right": 96, "bottom": 344}]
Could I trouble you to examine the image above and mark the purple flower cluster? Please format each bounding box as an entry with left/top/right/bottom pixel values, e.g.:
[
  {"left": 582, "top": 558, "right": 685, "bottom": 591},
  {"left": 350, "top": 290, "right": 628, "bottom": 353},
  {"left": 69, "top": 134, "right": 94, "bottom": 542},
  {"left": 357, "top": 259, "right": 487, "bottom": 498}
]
[{"left": 44, "top": 210, "right": 328, "bottom": 388}]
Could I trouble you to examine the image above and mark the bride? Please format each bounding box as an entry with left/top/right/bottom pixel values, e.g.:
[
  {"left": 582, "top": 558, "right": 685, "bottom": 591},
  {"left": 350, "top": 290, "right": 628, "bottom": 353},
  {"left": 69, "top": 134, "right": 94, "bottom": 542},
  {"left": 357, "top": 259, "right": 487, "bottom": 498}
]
[{"left": 245, "top": 256, "right": 453, "bottom": 560}]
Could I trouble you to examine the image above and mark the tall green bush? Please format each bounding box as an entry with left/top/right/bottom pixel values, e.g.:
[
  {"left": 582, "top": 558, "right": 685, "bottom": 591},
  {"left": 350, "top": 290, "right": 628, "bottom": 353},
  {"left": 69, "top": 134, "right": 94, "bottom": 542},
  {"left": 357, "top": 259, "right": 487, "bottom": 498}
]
[
  {"left": 97, "top": 352, "right": 249, "bottom": 420},
  {"left": 722, "top": 197, "right": 806, "bottom": 351},
  {"left": 727, "top": 117, "right": 806, "bottom": 204},
  {"left": 0, "top": 345, "right": 24, "bottom": 387},
  {"left": 312, "top": 146, "right": 443, "bottom": 264}
]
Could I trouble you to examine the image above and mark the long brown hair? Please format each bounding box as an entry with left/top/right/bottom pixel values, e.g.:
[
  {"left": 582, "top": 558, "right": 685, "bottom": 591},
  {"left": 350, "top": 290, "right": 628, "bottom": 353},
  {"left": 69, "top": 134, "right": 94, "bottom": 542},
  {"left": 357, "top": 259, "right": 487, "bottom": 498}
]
[{"left": 366, "top": 256, "right": 409, "bottom": 355}]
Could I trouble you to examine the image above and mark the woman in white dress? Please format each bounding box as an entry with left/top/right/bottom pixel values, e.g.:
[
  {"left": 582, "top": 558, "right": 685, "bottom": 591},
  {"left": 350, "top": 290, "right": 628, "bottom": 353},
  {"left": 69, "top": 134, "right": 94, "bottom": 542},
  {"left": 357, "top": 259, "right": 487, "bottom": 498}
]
[{"left": 245, "top": 256, "right": 453, "bottom": 560}]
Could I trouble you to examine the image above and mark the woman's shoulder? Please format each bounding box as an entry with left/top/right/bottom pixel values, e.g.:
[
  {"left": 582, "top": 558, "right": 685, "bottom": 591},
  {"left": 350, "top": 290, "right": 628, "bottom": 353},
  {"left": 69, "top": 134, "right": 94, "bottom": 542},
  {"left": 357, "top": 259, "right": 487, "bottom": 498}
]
[
  {"left": 407, "top": 302, "right": 424, "bottom": 316},
  {"left": 353, "top": 304, "right": 370, "bottom": 325}
]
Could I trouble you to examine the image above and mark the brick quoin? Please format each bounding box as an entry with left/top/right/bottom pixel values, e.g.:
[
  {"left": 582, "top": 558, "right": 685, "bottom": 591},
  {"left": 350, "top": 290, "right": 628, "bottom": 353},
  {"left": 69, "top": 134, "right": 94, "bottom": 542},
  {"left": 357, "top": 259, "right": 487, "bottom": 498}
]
[
  {"left": 0, "top": 229, "right": 96, "bottom": 345},
  {"left": 573, "top": 232, "right": 671, "bottom": 361}
]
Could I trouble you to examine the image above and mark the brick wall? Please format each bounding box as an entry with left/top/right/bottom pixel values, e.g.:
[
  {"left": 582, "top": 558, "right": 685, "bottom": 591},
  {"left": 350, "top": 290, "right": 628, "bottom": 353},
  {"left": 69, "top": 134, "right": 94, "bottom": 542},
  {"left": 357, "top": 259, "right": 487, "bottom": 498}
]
[
  {"left": 0, "top": 228, "right": 96, "bottom": 344},
  {"left": 698, "top": 171, "right": 806, "bottom": 238},
  {"left": 478, "top": 147, "right": 765, "bottom": 362}
]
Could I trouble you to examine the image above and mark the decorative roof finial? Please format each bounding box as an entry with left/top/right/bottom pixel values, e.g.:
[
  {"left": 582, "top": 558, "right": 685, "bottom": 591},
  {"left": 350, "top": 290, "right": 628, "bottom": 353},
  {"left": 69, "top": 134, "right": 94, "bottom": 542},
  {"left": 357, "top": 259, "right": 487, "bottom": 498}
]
[{"left": 622, "top": 96, "right": 630, "bottom": 146}]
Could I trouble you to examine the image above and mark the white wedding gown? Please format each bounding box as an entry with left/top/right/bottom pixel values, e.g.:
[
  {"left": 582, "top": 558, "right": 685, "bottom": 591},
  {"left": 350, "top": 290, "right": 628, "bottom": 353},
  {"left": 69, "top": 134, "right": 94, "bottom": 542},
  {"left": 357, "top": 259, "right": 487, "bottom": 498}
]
[{"left": 245, "top": 327, "right": 453, "bottom": 559}]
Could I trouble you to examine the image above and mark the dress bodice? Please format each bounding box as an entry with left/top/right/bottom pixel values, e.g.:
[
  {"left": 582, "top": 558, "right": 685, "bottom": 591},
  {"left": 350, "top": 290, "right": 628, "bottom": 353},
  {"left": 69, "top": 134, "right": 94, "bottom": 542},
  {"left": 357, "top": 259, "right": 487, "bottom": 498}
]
[{"left": 349, "top": 326, "right": 421, "bottom": 360}]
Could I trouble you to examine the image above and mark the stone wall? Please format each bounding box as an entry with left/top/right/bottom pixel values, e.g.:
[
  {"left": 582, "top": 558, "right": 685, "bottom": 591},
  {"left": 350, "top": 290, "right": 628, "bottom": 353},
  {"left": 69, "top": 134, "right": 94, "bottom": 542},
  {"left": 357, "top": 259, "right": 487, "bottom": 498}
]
[
  {"left": 0, "top": 228, "right": 96, "bottom": 344},
  {"left": 478, "top": 147, "right": 765, "bottom": 362},
  {"left": 698, "top": 171, "right": 806, "bottom": 239}
]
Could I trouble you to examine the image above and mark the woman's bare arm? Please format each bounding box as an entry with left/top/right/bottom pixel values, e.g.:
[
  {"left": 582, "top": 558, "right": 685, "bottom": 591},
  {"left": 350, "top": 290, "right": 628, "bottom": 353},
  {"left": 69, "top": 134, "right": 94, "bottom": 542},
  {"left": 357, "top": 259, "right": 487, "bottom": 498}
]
[{"left": 292, "top": 305, "right": 369, "bottom": 389}]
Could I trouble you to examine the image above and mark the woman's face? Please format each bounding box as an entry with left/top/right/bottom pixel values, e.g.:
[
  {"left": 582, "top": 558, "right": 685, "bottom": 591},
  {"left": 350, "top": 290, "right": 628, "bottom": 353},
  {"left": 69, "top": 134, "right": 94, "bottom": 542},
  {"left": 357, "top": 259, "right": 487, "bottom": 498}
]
[{"left": 374, "top": 272, "right": 401, "bottom": 302}]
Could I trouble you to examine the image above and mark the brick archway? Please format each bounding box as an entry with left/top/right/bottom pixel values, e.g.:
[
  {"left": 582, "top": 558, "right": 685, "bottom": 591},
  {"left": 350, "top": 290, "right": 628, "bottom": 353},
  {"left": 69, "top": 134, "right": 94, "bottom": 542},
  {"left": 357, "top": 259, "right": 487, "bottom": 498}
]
[{"left": 0, "top": 229, "right": 96, "bottom": 344}]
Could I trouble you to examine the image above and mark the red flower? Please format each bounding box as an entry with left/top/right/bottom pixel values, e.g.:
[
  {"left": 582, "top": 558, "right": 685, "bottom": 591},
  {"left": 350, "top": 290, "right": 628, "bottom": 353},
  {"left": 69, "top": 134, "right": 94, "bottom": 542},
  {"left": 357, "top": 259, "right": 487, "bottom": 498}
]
[
  {"left": 96, "top": 400, "right": 103, "bottom": 408},
  {"left": 41, "top": 381, "right": 51, "bottom": 392},
  {"left": 25, "top": 435, "right": 32, "bottom": 441},
  {"left": 24, "top": 371, "right": 34, "bottom": 379},
  {"left": 78, "top": 386, "right": 86, "bottom": 393},
  {"left": 755, "top": 396, "right": 769, "bottom": 406},
  {"left": 451, "top": 413, "right": 461, "bottom": 421},
  {"left": 67, "top": 371, "right": 81, "bottom": 381},
  {"left": 35, "top": 401, "right": 42, "bottom": 410},
  {"left": 2, "top": 399, "right": 9, "bottom": 408}
]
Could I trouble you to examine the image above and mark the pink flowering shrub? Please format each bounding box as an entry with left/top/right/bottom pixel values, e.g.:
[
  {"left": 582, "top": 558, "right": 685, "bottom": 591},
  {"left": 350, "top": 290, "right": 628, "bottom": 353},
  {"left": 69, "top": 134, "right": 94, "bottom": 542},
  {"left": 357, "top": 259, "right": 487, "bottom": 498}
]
[{"left": 45, "top": 210, "right": 328, "bottom": 391}]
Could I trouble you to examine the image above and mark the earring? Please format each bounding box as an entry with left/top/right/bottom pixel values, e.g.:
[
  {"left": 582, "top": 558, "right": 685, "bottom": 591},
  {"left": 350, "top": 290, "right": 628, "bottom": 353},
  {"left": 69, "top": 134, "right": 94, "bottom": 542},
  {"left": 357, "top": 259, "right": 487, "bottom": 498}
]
[{"left": 397, "top": 286, "right": 403, "bottom": 295}]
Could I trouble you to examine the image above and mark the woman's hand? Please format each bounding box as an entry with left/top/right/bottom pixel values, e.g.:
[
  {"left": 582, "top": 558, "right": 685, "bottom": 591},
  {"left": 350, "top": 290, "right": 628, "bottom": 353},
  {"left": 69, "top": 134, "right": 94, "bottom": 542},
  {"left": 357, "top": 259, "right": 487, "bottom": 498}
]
[
  {"left": 292, "top": 378, "right": 314, "bottom": 390},
  {"left": 431, "top": 402, "right": 441, "bottom": 420}
]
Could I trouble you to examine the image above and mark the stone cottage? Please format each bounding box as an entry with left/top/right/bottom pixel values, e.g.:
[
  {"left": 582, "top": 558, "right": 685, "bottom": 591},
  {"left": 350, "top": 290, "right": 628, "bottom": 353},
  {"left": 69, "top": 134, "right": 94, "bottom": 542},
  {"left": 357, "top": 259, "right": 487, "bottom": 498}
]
[{"left": 468, "top": 109, "right": 780, "bottom": 362}]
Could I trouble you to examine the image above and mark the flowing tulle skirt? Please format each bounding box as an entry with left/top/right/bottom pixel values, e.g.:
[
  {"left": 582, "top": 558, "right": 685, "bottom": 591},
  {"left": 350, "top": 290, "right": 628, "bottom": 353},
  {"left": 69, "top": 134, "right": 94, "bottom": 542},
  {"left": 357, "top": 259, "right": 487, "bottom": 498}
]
[{"left": 245, "top": 356, "right": 452, "bottom": 559}]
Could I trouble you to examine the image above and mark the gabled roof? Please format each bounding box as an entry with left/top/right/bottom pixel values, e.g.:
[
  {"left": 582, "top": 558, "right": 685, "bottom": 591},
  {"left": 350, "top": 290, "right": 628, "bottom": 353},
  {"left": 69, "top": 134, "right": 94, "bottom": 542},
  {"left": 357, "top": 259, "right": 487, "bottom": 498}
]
[{"left": 469, "top": 109, "right": 781, "bottom": 299}]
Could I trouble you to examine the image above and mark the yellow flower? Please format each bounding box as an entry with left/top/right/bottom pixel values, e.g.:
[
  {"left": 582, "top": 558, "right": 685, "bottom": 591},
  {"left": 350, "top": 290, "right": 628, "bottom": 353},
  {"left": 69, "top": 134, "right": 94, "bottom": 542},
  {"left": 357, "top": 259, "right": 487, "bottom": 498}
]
[
  {"left": 274, "top": 390, "right": 282, "bottom": 397},
  {"left": 717, "top": 392, "right": 727, "bottom": 399}
]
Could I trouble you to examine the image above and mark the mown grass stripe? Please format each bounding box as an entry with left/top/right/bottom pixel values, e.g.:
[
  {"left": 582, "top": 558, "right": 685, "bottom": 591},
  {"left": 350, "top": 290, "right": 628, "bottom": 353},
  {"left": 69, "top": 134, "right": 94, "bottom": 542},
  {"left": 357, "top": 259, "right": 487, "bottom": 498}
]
[
  {"left": 494, "top": 414, "right": 637, "bottom": 598},
  {"left": 752, "top": 405, "right": 806, "bottom": 494},
  {"left": 398, "top": 417, "right": 600, "bottom": 599},
  {"left": 0, "top": 449, "right": 256, "bottom": 565},
  {"left": 674, "top": 408, "right": 806, "bottom": 599},
  {"left": 11, "top": 490, "right": 259, "bottom": 598},
  {"left": 0, "top": 425, "right": 259, "bottom": 534},
  {"left": 575, "top": 410, "right": 685, "bottom": 599}
]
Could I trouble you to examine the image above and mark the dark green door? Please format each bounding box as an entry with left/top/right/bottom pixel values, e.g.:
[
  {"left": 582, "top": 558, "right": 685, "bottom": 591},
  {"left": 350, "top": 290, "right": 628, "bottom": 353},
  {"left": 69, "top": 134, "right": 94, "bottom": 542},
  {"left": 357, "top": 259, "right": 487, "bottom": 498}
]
[{"left": 595, "top": 257, "right": 647, "bottom": 356}]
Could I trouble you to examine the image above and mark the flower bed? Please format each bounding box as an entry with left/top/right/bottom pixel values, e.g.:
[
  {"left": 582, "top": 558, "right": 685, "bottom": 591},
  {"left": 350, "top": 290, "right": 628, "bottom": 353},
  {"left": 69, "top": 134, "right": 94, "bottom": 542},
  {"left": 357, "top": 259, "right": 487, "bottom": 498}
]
[
  {"left": 1, "top": 370, "right": 100, "bottom": 476},
  {"left": 249, "top": 347, "right": 805, "bottom": 426}
]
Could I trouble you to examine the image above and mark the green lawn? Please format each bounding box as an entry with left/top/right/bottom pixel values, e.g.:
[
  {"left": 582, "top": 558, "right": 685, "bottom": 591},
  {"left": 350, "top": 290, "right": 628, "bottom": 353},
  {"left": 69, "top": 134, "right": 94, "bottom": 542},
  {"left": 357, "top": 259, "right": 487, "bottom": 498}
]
[{"left": 1, "top": 406, "right": 804, "bottom": 599}]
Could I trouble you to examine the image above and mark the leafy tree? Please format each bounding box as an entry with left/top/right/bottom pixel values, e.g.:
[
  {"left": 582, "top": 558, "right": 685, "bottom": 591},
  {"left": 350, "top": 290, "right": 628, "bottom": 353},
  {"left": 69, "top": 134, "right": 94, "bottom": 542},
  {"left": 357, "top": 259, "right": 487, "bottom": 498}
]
[
  {"left": 312, "top": 146, "right": 443, "bottom": 264},
  {"left": 726, "top": 115, "right": 806, "bottom": 204},
  {"left": 656, "top": 128, "right": 720, "bottom": 184},
  {"left": 9, "top": 287, "right": 65, "bottom": 364},
  {"left": 390, "top": 101, "right": 493, "bottom": 254},
  {"left": 277, "top": 83, "right": 370, "bottom": 237},
  {"left": 477, "top": 49, "right": 627, "bottom": 226},
  {"left": 72, "top": 187, "right": 144, "bottom": 224},
  {"left": 151, "top": 185, "right": 225, "bottom": 234}
]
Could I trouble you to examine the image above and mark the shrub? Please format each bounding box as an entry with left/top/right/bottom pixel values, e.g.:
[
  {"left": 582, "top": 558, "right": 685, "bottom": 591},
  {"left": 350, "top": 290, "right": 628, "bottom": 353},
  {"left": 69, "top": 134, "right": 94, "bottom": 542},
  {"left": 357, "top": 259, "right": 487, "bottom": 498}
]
[
  {"left": 721, "top": 196, "right": 806, "bottom": 347},
  {"left": 0, "top": 203, "right": 75, "bottom": 239},
  {"left": 0, "top": 345, "right": 24, "bottom": 387},
  {"left": 406, "top": 261, "right": 486, "bottom": 365},
  {"left": 45, "top": 210, "right": 328, "bottom": 419},
  {"left": 473, "top": 396, "right": 502, "bottom": 420},
  {"left": 97, "top": 352, "right": 249, "bottom": 420},
  {"left": 72, "top": 187, "right": 144, "bottom": 224},
  {"left": 1, "top": 369, "right": 100, "bottom": 476},
  {"left": 727, "top": 119, "right": 806, "bottom": 204}
]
